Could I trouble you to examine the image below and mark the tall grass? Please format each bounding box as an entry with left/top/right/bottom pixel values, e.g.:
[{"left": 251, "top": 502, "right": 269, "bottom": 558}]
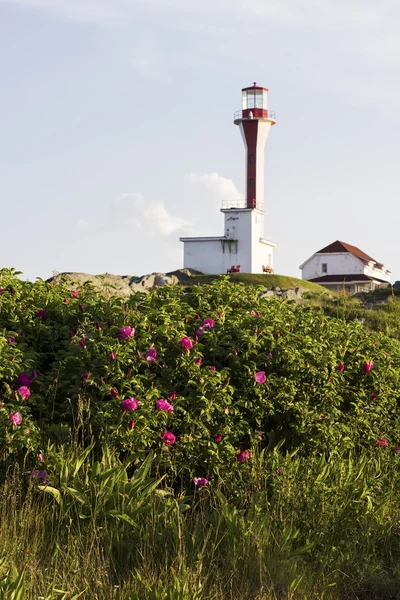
[{"left": 1, "top": 446, "right": 400, "bottom": 599}]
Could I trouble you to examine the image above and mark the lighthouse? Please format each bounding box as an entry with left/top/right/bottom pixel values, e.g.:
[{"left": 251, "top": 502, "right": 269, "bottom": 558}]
[{"left": 180, "top": 82, "right": 277, "bottom": 274}]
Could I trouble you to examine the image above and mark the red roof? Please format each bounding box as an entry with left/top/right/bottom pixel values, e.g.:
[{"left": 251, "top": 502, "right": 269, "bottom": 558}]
[
  {"left": 316, "top": 240, "right": 375, "bottom": 262},
  {"left": 309, "top": 274, "right": 389, "bottom": 284},
  {"left": 315, "top": 240, "right": 390, "bottom": 273}
]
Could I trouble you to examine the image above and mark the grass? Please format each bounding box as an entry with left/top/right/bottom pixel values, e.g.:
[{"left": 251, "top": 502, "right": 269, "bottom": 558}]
[
  {"left": 183, "top": 272, "right": 327, "bottom": 293},
  {"left": 2, "top": 446, "right": 400, "bottom": 599}
]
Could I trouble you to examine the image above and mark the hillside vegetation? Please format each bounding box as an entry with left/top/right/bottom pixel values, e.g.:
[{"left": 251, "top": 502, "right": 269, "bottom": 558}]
[{"left": 1, "top": 267, "right": 400, "bottom": 599}]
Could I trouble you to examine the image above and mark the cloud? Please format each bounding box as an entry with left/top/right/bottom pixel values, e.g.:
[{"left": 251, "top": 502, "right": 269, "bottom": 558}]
[
  {"left": 186, "top": 172, "right": 241, "bottom": 207},
  {"left": 77, "top": 193, "right": 192, "bottom": 236}
]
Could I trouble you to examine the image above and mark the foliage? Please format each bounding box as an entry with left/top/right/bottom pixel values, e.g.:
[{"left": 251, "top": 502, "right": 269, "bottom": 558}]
[{"left": 1, "top": 268, "right": 400, "bottom": 485}]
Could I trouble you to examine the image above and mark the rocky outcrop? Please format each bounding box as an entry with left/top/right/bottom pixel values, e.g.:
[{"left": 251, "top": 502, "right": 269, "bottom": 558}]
[
  {"left": 47, "top": 271, "right": 308, "bottom": 302},
  {"left": 47, "top": 269, "right": 202, "bottom": 297}
]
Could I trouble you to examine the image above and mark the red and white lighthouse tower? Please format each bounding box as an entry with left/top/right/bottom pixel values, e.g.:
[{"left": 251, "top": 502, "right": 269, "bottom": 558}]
[
  {"left": 180, "top": 83, "right": 277, "bottom": 275},
  {"left": 234, "top": 82, "right": 276, "bottom": 210}
]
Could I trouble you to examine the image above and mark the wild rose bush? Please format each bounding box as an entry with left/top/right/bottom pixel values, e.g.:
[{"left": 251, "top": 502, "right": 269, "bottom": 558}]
[{"left": 1, "top": 267, "right": 400, "bottom": 481}]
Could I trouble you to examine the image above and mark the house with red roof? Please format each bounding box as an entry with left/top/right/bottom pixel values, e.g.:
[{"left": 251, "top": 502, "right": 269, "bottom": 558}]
[{"left": 300, "top": 241, "right": 391, "bottom": 293}]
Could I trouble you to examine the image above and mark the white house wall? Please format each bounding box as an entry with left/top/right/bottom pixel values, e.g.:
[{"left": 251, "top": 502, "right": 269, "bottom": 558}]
[{"left": 302, "top": 253, "right": 362, "bottom": 280}]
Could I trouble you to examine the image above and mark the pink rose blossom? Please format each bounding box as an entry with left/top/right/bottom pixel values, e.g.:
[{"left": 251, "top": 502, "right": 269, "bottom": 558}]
[
  {"left": 337, "top": 363, "right": 345, "bottom": 373},
  {"left": 110, "top": 351, "right": 116, "bottom": 361},
  {"left": 9, "top": 412, "right": 22, "bottom": 426},
  {"left": 78, "top": 303, "right": 84, "bottom": 312},
  {"left": 145, "top": 347, "right": 157, "bottom": 362},
  {"left": 17, "top": 373, "right": 32, "bottom": 387},
  {"left": 128, "top": 420, "right": 135, "bottom": 430},
  {"left": 210, "top": 366, "right": 216, "bottom": 371},
  {"left": 254, "top": 371, "right": 266, "bottom": 384},
  {"left": 17, "top": 386, "right": 30, "bottom": 400},
  {"left": 236, "top": 450, "right": 252, "bottom": 463},
  {"left": 377, "top": 437, "right": 388, "bottom": 447},
  {"left": 156, "top": 399, "right": 174, "bottom": 413},
  {"left": 213, "top": 434, "right": 223, "bottom": 443},
  {"left": 7, "top": 337, "right": 16, "bottom": 344},
  {"left": 194, "top": 314, "right": 201, "bottom": 320},
  {"left": 250, "top": 310, "right": 256, "bottom": 316},
  {"left": 120, "top": 326, "right": 135, "bottom": 339},
  {"left": 202, "top": 318, "right": 215, "bottom": 329},
  {"left": 35, "top": 309, "right": 46, "bottom": 320},
  {"left": 195, "top": 357, "right": 203, "bottom": 366},
  {"left": 179, "top": 337, "right": 193, "bottom": 350},
  {"left": 370, "top": 393, "right": 378, "bottom": 401},
  {"left": 193, "top": 477, "right": 208, "bottom": 487},
  {"left": 63, "top": 298, "right": 70, "bottom": 304},
  {"left": 121, "top": 398, "right": 139, "bottom": 412},
  {"left": 111, "top": 387, "right": 119, "bottom": 398},
  {"left": 162, "top": 431, "right": 176, "bottom": 446},
  {"left": 169, "top": 392, "right": 177, "bottom": 400},
  {"left": 71, "top": 290, "right": 79, "bottom": 298},
  {"left": 363, "top": 361, "right": 374, "bottom": 373},
  {"left": 38, "top": 453, "right": 44, "bottom": 462}
]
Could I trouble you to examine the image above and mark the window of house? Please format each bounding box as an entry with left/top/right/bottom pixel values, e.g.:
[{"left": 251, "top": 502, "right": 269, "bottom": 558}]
[{"left": 322, "top": 263, "right": 328, "bottom": 273}]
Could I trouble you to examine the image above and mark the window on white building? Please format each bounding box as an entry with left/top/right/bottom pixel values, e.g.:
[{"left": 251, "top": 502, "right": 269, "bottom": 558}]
[{"left": 322, "top": 263, "right": 328, "bottom": 273}]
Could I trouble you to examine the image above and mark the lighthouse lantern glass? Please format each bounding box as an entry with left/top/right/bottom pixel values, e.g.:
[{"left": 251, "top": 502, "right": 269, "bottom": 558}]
[{"left": 242, "top": 89, "right": 267, "bottom": 110}]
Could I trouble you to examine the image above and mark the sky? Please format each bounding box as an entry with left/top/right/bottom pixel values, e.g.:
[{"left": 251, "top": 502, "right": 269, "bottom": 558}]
[{"left": 1, "top": 0, "right": 400, "bottom": 281}]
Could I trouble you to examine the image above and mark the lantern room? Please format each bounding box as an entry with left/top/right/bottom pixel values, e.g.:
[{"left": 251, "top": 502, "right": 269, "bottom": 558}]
[{"left": 234, "top": 82, "right": 276, "bottom": 123}]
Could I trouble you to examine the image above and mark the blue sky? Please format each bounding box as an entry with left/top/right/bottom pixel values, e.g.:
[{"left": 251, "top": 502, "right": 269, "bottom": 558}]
[{"left": 1, "top": 0, "right": 400, "bottom": 281}]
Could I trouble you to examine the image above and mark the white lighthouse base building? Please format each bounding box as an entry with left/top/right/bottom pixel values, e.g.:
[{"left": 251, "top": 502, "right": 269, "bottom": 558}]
[{"left": 180, "top": 204, "right": 276, "bottom": 275}]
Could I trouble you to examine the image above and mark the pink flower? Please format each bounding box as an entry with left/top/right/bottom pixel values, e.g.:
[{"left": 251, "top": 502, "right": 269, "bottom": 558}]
[
  {"left": 9, "top": 412, "right": 22, "bottom": 426},
  {"left": 179, "top": 337, "right": 193, "bottom": 350},
  {"left": 156, "top": 399, "right": 174, "bottom": 413},
  {"left": 162, "top": 431, "right": 176, "bottom": 446},
  {"left": 202, "top": 318, "right": 215, "bottom": 329},
  {"left": 254, "top": 371, "right": 266, "bottom": 384},
  {"left": 145, "top": 347, "right": 157, "bottom": 362},
  {"left": 256, "top": 312, "right": 262, "bottom": 318},
  {"left": 35, "top": 309, "right": 46, "bottom": 319},
  {"left": 95, "top": 321, "right": 102, "bottom": 330},
  {"left": 111, "top": 387, "right": 119, "bottom": 398},
  {"left": 370, "top": 393, "right": 378, "bottom": 401},
  {"left": 236, "top": 450, "right": 252, "bottom": 463},
  {"left": 275, "top": 468, "right": 284, "bottom": 476},
  {"left": 121, "top": 398, "right": 139, "bottom": 412},
  {"left": 395, "top": 446, "right": 400, "bottom": 454},
  {"left": 7, "top": 337, "right": 15, "bottom": 344},
  {"left": 17, "top": 373, "right": 32, "bottom": 387},
  {"left": 81, "top": 372, "right": 89, "bottom": 381},
  {"left": 210, "top": 366, "right": 216, "bottom": 371},
  {"left": 63, "top": 298, "right": 70, "bottom": 304},
  {"left": 193, "top": 477, "right": 208, "bottom": 487},
  {"left": 377, "top": 437, "right": 388, "bottom": 447},
  {"left": 71, "top": 290, "right": 79, "bottom": 298},
  {"left": 31, "top": 469, "right": 47, "bottom": 481},
  {"left": 120, "top": 326, "right": 135, "bottom": 339},
  {"left": 213, "top": 434, "right": 223, "bottom": 443},
  {"left": 128, "top": 420, "right": 135, "bottom": 430},
  {"left": 250, "top": 310, "right": 256, "bottom": 316},
  {"left": 110, "top": 351, "right": 116, "bottom": 361},
  {"left": 78, "top": 303, "right": 84, "bottom": 312},
  {"left": 31, "top": 370, "right": 39, "bottom": 379},
  {"left": 195, "top": 357, "right": 203, "bottom": 366},
  {"left": 17, "top": 386, "right": 30, "bottom": 400},
  {"left": 217, "top": 312, "right": 223, "bottom": 319},
  {"left": 69, "top": 331, "right": 76, "bottom": 339},
  {"left": 363, "top": 361, "right": 374, "bottom": 373},
  {"left": 195, "top": 314, "right": 201, "bottom": 320},
  {"left": 38, "top": 453, "right": 44, "bottom": 462},
  {"left": 337, "top": 363, "right": 345, "bottom": 373},
  {"left": 169, "top": 392, "right": 177, "bottom": 400},
  {"left": 79, "top": 340, "right": 87, "bottom": 349}
]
